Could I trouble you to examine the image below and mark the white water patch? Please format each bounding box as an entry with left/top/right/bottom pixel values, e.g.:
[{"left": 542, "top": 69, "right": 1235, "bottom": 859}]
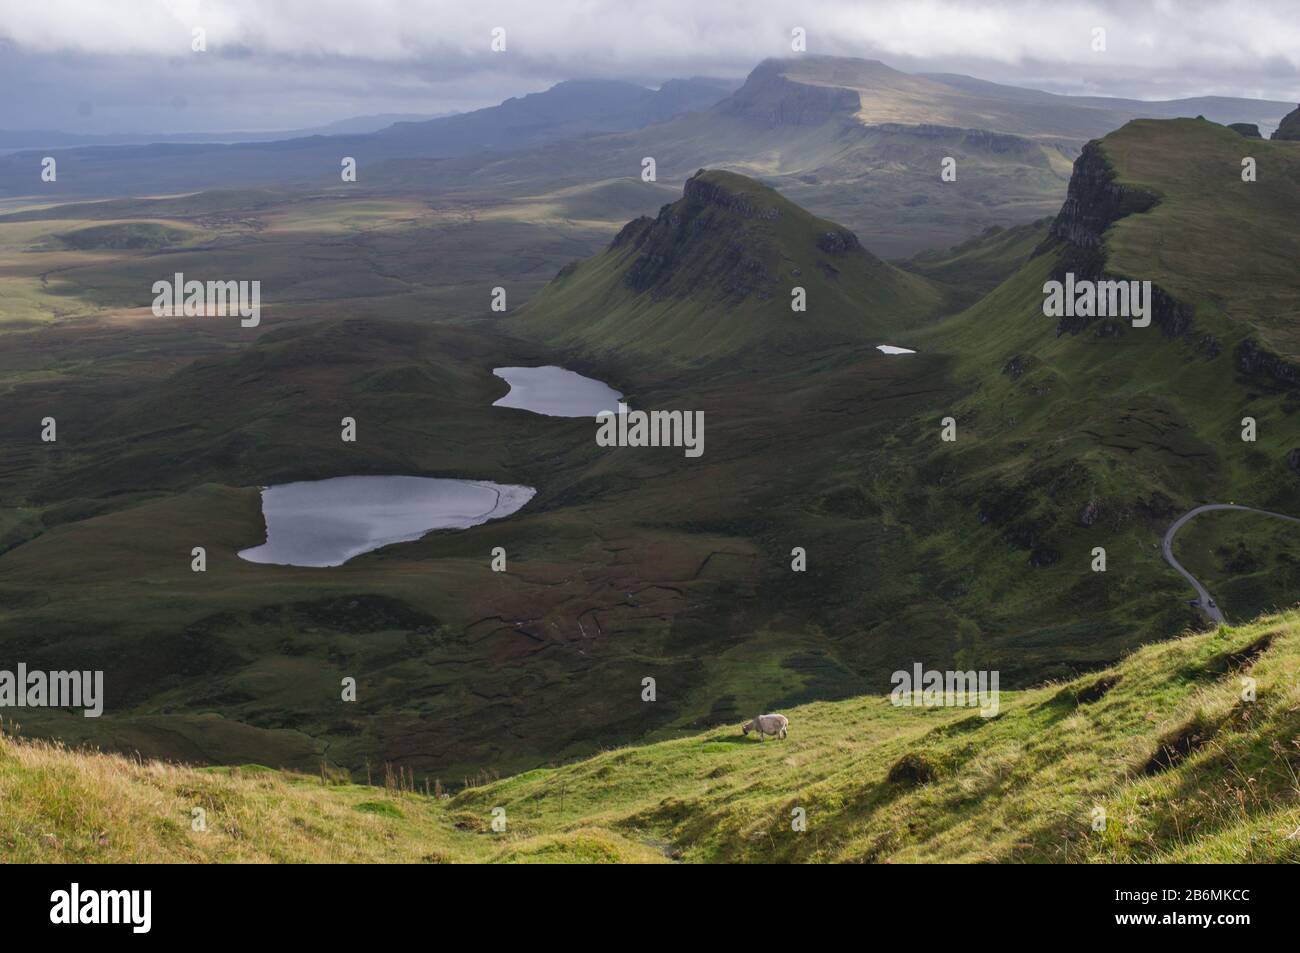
[
  {"left": 238, "top": 475, "right": 535, "bottom": 568},
  {"left": 492, "top": 365, "right": 623, "bottom": 418},
  {"left": 876, "top": 345, "right": 916, "bottom": 355}
]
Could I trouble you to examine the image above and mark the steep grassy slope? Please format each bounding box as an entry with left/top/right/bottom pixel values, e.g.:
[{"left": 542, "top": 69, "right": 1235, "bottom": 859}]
[
  {"left": 5, "top": 611, "right": 1297, "bottom": 863},
  {"left": 516, "top": 169, "right": 942, "bottom": 365},
  {"left": 878, "top": 118, "right": 1300, "bottom": 652},
  {"left": 1095, "top": 119, "right": 1300, "bottom": 360}
]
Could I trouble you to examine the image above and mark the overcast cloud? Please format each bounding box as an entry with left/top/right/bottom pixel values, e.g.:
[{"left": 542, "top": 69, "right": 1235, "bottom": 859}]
[{"left": 1, "top": 0, "right": 1298, "bottom": 133}]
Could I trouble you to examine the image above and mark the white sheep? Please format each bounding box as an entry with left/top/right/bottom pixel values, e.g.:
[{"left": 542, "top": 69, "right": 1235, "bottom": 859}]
[{"left": 742, "top": 713, "right": 789, "bottom": 740}]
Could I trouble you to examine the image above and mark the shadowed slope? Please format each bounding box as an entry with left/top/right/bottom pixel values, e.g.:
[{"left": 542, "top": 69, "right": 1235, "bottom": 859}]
[{"left": 516, "top": 169, "right": 942, "bottom": 365}]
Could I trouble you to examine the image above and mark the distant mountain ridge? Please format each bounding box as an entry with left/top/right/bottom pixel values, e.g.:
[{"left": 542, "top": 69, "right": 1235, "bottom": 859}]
[
  {"left": 368, "top": 57, "right": 1298, "bottom": 255},
  {"left": 2, "top": 56, "right": 1293, "bottom": 259},
  {"left": 918, "top": 71, "right": 1294, "bottom": 136},
  {"left": 0, "top": 75, "right": 737, "bottom": 199},
  {"left": 375, "top": 77, "right": 737, "bottom": 155},
  {"left": 0, "top": 113, "right": 456, "bottom": 154}
]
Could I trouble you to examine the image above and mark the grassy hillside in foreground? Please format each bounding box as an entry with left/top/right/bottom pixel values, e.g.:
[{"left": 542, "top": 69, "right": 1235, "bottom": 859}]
[{"left": 4, "top": 610, "right": 1298, "bottom": 863}]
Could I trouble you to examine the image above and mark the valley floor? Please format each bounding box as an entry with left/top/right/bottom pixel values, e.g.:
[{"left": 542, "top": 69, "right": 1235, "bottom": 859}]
[{"left": 4, "top": 610, "right": 1297, "bottom": 863}]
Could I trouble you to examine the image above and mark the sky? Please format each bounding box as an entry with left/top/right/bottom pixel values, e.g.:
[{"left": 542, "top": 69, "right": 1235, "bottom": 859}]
[{"left": 1, "top": 0, "right": 1298, "bottom": 134}]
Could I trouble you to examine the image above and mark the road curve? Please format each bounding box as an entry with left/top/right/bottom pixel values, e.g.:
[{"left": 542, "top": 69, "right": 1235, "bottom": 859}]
[{"left": 1162, "top": 504, "right": 1300, "bottom": 624}]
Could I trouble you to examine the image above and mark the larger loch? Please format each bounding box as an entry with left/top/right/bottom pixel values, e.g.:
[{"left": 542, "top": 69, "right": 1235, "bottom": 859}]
[
  {"left": 238, "top": 476, "right": 535, "bottom": 568},
  {"left": 238, "top": 365, "right": 620, "bottom": 568}
]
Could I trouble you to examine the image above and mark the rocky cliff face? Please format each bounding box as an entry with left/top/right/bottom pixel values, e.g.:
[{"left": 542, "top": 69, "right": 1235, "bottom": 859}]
[
  {"left": 1228, "top": 122, "right": 1263, "bottom": 138},
  {"left": 718, "top": 59, "right": 860, "bottom": 127},
  {"left": 1040, "top": 141, "right": 1158, "bottom": 251},
  {"left": 1235, "top": 338, "right": 1300, "bottom": 392},
  {"left": 610, "top": 215, "right": 653, "bottom": 249},
  {"left": 681, "top": 173, "right": 782, "bottom": 219},
  {"left": 615, "top": 171, "right": 780, "bottom": 300},
  {"left": 872, "top": 122, "right": 1040, "bottom": 157},
  {"left": 1036, "top": 133, "right": 1300, "bottom": 407},
  {"left": 1034, "top": 141, "right": 1195, "bottom": 340},
  {"left": 1271, "top": 104, "right": 1300, "bottom": 141}
]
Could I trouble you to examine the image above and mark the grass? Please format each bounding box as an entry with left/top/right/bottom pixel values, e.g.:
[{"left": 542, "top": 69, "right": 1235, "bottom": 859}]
[
  {"left": 4, "top": 609, "right": 1298, "bottom": 862},
  {"left": 516, "top": 169, "right": 943, "bottom": 365},
  {"left": 1099, "top": 119, "right": 1300, "bottom": 361},
  {"left": 897, "top": 216, "right": 1052, "bottom": 309},
  {"left": 1, "top": 118, "right": 1297, "bottom": 790},
  {"left": 1174, "top": 510, "right": 1300, "bottom": 622},
  {"left": 0, "top": 189, "right": 650, "bottom": 329}
]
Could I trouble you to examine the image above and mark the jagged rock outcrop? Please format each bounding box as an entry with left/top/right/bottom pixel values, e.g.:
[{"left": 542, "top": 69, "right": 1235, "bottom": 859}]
[
  {"left": 816, "top": 228, "right": 862, "bottom": 254},
  {"left": 1228, "top": 122, "right": 1262, "bottom": 138},
  {"left": 1039, "top": 141, "right": 1158, "bottom": 251},
  {"left": 1235, "top": 338, "right": 1300, "bottom": 391},
  {"left": 682, "top": 172, "right": 781, "bottom": 219},
  {"left": 1271, "top": 105, "right": 1300, "bottom": 141},
  {"left": 616, "top": 170, "right": 781, "bottom": 300},
  {"left": 719, "top": 59, "right": 860, "bottom": 127},
  {"left": 610, "top": 216, "right": 652, "bottom": 249},
  {"left": 1034, "top": 141, "right": 1194, "bottom": 340}
]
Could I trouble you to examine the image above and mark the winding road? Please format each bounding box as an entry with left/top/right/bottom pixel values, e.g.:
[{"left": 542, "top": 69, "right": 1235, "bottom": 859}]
[{"left": 1162, "top": 504, "right": 1300, "bottom": 624}]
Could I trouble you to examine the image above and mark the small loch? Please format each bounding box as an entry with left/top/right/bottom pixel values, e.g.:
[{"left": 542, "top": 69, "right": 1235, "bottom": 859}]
[
  {"left": 238, "top": 475, "right": 536, "bottom": 568},
  {"left": 492, "top": 365, "right": 623, "bottom": 417}
]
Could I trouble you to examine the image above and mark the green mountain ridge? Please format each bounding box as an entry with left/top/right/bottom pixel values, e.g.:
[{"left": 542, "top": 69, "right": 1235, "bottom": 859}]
[
  {"left": 892, "top": 117, "right": 1300, "bottom": 662},
  {"left": 515, "top": 168, "right": 942, "bottom": 364}
]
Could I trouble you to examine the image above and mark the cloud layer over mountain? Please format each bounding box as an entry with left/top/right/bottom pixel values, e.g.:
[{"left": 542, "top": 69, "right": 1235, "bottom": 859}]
[{"left": 2, "top": 0, "right": 1297, "bottom": 133}]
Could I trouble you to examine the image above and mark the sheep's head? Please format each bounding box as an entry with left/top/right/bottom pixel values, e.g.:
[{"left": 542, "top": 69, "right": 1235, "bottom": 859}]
[{"left": 741, "top": 720, "right": 752, "bottom": 735}]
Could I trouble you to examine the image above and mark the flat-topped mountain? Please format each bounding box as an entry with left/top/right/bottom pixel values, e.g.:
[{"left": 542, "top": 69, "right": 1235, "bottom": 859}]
[{"left": 750, "top": 56, "right": 1294, "bottom": 139}]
